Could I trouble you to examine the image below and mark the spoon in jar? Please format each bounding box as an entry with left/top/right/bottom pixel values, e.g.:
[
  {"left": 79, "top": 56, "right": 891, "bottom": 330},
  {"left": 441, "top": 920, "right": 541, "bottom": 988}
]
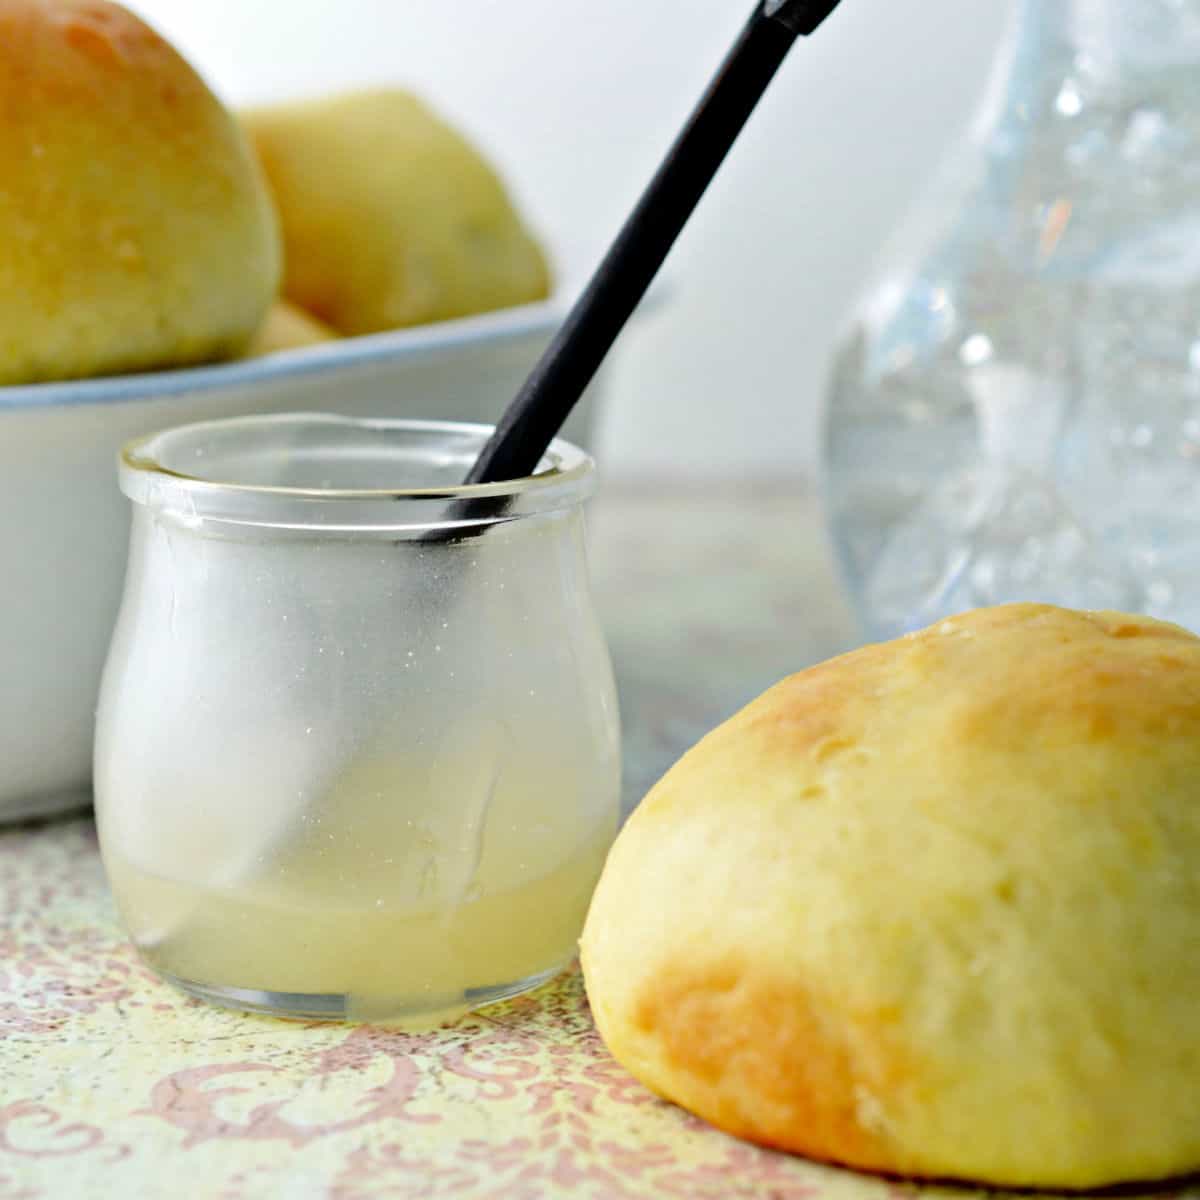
[{"left": 141, "top": 0, "right": 846, "bottom": 965}]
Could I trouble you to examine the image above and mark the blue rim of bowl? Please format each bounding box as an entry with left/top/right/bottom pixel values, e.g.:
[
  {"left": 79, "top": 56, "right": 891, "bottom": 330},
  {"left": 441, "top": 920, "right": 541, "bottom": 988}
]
[
  {"left": 0, "top": 278, "right": 670, "bottom": 412},
  {"left": 0, "top": 298, "right": 559, "bottom": 411}
]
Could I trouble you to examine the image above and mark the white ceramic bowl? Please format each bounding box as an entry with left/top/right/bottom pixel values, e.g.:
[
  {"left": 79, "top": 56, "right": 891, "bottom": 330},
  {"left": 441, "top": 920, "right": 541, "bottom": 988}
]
[{"left": 0, "top": 296, "right": 619, "bottom": 823}]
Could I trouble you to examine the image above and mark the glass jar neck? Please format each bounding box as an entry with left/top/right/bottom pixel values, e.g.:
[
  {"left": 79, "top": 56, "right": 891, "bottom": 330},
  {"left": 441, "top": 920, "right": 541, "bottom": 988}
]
[
  {"left": 119, "top": 415, "right": 595, "bottom": 538},
  {"left": 1005, "top": 0, "right": 1200, "bottom": 87},
  {"left": 970, "top": 0, "right": 1200, "bottom": 142},
  {"left": 1031, "top": 0, "right": 1200, "bottom": 61}
]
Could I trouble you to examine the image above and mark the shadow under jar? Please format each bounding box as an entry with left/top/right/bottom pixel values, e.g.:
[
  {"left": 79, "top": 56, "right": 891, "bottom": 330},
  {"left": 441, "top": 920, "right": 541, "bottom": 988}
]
[{"left": 95, "top": 414, "right": 620, "bottom": 1024}]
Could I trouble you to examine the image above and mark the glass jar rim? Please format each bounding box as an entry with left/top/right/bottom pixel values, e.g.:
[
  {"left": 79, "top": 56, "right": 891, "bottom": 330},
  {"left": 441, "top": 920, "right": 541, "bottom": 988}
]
[{"left": 119, "top": 413, "right": 596, "bottom": 534}]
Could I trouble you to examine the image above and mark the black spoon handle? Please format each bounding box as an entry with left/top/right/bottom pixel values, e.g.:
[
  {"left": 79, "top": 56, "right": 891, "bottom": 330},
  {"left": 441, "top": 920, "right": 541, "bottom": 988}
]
[{"left": 464, "top": 0, "right": 845, "bottom": 486}]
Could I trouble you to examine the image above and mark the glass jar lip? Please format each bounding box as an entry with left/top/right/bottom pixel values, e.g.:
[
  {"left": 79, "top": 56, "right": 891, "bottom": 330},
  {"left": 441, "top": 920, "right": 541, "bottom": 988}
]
[{"left": 119, "top": 413, "right": 596, "bottom": 534}]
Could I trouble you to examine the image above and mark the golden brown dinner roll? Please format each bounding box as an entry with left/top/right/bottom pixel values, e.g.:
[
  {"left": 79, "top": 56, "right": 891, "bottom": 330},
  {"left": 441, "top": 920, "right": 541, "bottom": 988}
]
[
  {"left": 581, "top": 604, "right": 1200, "bottom": 1189},
  {"left": 0, "top": 0, "right": 280, "bottom": 384},
  {"left": 244, "top": 299, "right": 337, "bottom": 357},
  {"left": 243, "top": 89, "right": 551, "bottom": 334}
]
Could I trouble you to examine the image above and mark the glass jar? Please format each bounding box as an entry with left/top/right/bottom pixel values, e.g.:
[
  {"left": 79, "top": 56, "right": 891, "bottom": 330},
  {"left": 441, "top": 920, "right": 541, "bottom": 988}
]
[
  {"left": 824, "top": 0, "right": 1200, "bottom": 641},
  {"left": 94, "top": 414, "right": 620, "bottom": 1024}
]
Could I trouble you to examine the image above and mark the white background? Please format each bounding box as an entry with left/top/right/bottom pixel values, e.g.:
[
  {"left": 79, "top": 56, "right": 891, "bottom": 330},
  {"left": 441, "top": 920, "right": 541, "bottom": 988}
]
[{"left": 129, "top": 0, "right": 1013, "bottom": 478}]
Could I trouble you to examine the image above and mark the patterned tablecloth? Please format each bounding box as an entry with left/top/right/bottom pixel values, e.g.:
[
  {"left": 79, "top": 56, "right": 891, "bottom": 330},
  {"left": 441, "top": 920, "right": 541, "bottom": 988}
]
[{"left": 0, "top": 482, "right": 1033, "bottom": 1200}]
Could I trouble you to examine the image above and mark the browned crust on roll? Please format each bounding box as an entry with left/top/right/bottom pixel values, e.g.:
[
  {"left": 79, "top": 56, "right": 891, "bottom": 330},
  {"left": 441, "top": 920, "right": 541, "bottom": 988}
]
[
  {"left": 0, "top": 0, "right": 279, "bottom": 382},
  {"left": 631, "top": 956, "right": 917, "bottom": 1172}
]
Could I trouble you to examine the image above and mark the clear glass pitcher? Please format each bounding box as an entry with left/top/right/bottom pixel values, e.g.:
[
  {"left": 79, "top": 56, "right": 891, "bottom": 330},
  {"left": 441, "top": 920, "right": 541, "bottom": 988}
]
[
  {"left": 824, "top": 0, "right": 1200, "bottom": 640},
  {"left": 95, "top": 413, "right": 620, "bottom": 1024}
]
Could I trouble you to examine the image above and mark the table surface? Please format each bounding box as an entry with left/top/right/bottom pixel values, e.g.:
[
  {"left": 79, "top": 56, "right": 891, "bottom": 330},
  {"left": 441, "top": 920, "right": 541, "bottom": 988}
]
[{"left": 0, "top": 482, "right": 960, "bottom": 1200}]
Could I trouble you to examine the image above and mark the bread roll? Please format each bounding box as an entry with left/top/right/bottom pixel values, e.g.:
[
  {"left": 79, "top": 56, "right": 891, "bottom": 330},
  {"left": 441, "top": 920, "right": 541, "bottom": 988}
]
[
  {"left": 244, "top": 299, "right": 337, "bottom": 357},
  {"left": 0, "top": 0, "right": 280, "bottom": 385},
  {"left": 243, "top": 89, "right": 551, "bottom": 335},
  {"left": 581, "top": 604, "right": 1200, "bottom": 1188}
]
